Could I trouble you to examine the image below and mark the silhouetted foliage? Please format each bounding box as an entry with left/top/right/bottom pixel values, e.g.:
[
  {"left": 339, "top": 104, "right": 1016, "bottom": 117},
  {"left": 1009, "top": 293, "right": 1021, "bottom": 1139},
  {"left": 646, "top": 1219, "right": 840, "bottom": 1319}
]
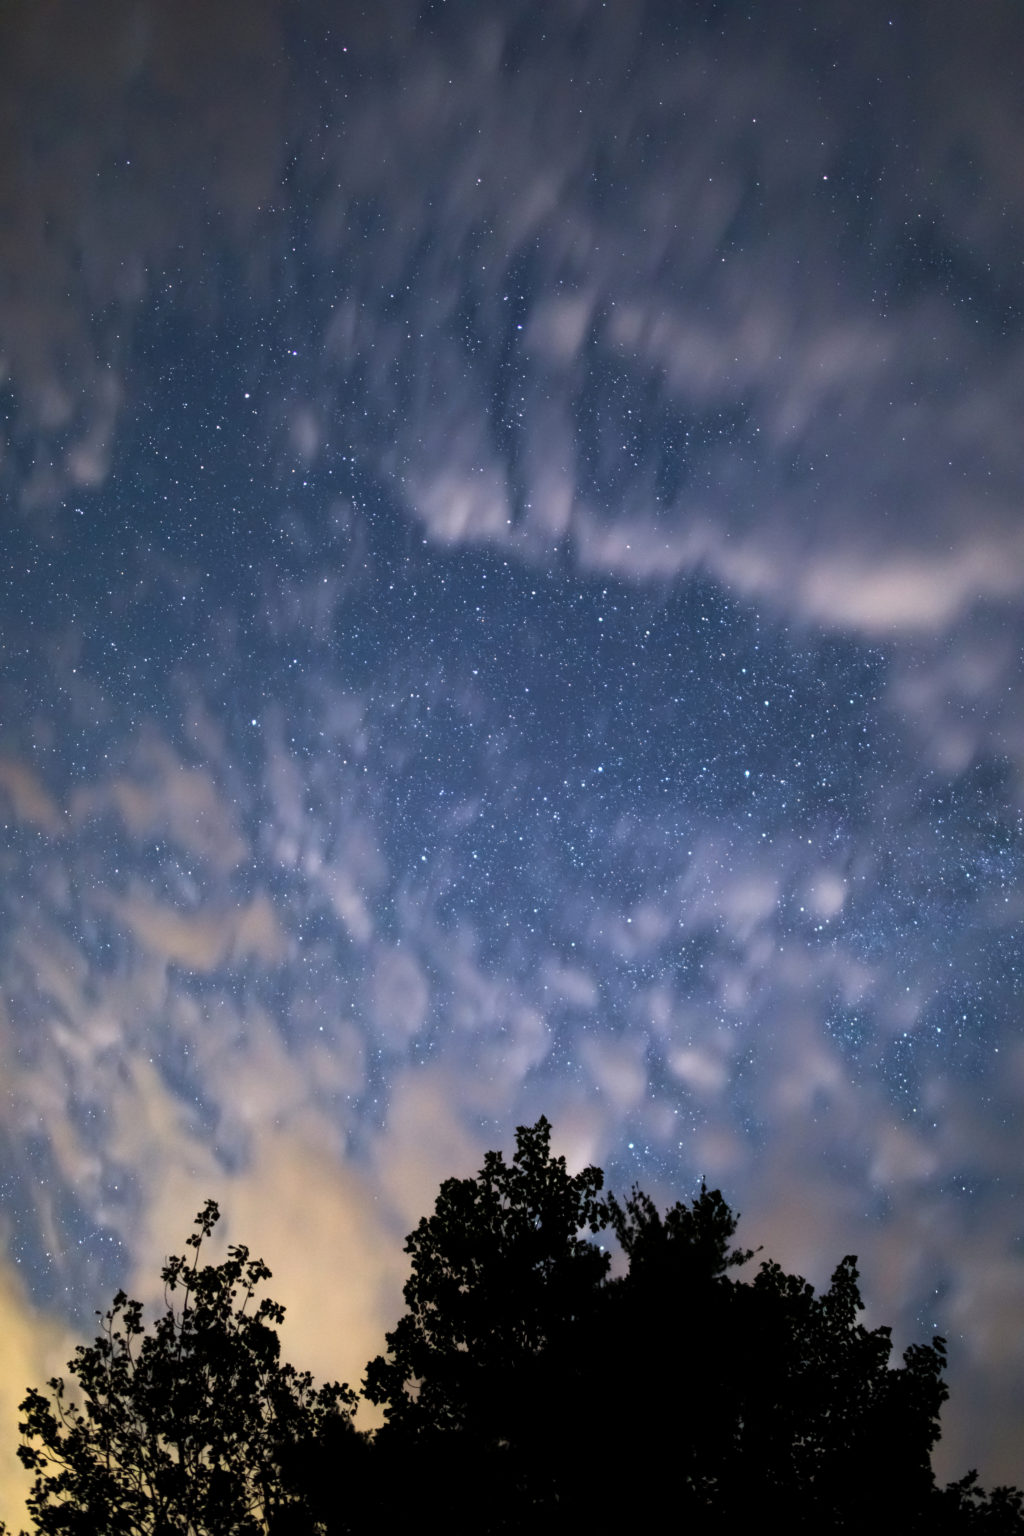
[
  {"left": 364, "top": 1114, "right": 608, "bottom": 1434},
  {"left": 3, "top": 1121, "right": 1022, "bottom": 1534},
  {"left": 5, "top": 1200, "right": 356, "bottom": 1536},
  {"left": 936, "top": 1473, "right": 1024, "bottom": 1533},
  {"left": 361, "top": 1114, "right": 612, "bottom": 1526},
  {"left": 363, "top": 1118, "right": 1024, "bottom": 1534},
  {"left": 584, "top": 1180, "right": 948, "bottom": 1526}
]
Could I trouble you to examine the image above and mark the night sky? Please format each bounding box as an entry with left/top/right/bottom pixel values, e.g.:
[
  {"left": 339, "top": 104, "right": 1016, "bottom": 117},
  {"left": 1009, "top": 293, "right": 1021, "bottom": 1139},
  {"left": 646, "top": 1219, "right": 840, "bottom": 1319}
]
[{"left": 2, "top": 0, "right": 1023, "bottom": 1512}]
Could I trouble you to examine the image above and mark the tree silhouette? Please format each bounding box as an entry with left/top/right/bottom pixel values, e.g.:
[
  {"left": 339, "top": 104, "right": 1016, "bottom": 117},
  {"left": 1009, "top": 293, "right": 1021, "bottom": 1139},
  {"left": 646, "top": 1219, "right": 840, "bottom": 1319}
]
[
  {"left": 362, "top": 1114, "right": 611, "bottom": 1526},
  {"left": 3, "top": 1123, "right": 1023, "bottom": 1534},
  {"left": 364, "top": 1114, "right": 608, "bottom": 1437},
  {"left": 601, "top": 1186, "right": 947, "bottom": 1528},
  {"left": 7, "top": 1200, "right": 356, "bottom": 1536},
  {"left": 363, "top": 1118, "right": 1024, "bottom": 1533}
]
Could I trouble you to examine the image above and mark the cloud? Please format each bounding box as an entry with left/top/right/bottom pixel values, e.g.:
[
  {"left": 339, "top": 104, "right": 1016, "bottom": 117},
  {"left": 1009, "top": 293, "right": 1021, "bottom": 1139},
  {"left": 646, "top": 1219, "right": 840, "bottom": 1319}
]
[
  {"left": 787, "top": 536, "right": 1024, "bottom": 636},
  {"left": 2, "top": 0, "right": 1024, "bottom": 1499},
  {"left": 123, "top": 1123, "right": 407, "bottom": 1425},
  {"left": 0, "top": 758, "right": 64, "bottom": 835},
  {"left": 373, "top": 1068, "right": 489, "bottom": 1233},
  {"left": 113, "top": 891, "right": 287, "bottom": 973},
  {"left": 0, "top": 0, "right": 266, "bottom": 507},
  {"left": 4, "top": 0, "right": 1020, "bottom": 665},
  {"left": 370, "top": 947, "right": 430, "bottom": 1050},
  {"left": 72, "top": 726, "right": 249, "bottom": 870},
  {"left": 579, "top": 1034, "right": 648, "bottom": 1116},
  {"left": 0, "top": 1254, "right": 77, "bottom": 1528}
]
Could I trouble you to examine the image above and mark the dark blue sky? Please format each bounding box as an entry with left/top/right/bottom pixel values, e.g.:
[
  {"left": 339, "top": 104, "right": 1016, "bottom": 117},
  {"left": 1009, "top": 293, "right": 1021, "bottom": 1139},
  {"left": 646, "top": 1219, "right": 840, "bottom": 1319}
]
[{"left": 1, "top": 0, "right": 1023, "bottom": 1510}]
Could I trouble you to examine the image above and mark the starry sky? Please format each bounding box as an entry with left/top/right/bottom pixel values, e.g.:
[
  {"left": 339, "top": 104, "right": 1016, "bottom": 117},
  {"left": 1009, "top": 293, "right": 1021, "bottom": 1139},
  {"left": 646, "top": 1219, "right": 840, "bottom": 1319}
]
[{"left": 2, "top": 0, "right": 1023, "bottom": 1513}]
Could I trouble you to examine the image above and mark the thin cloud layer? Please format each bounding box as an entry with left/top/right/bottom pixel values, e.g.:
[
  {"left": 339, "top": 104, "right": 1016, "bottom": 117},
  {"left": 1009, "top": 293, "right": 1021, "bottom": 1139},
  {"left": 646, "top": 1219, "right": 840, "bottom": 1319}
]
[
  {"left": 1, "top": 0, "right": 1023, "bottom": 1521},
  {"left": 4, "top": 2, "right": 1022, "bottom": 640}
]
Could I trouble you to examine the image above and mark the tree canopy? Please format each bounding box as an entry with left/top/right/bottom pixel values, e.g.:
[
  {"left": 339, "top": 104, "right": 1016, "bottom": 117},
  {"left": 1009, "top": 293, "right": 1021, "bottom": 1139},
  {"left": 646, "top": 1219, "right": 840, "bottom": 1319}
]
[
  {"left": 3, "top": 1121, "right": 1022, "bottom": 1534},
  {"left": 362, "top": 1118, "right": 990, "bottom": 1532},
  {"left": 6, "top": 1200, "right": 356, "bottom": 1536},
  {"left": 363, "top": 1113, "right": 609, "bottom": 1437}
]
